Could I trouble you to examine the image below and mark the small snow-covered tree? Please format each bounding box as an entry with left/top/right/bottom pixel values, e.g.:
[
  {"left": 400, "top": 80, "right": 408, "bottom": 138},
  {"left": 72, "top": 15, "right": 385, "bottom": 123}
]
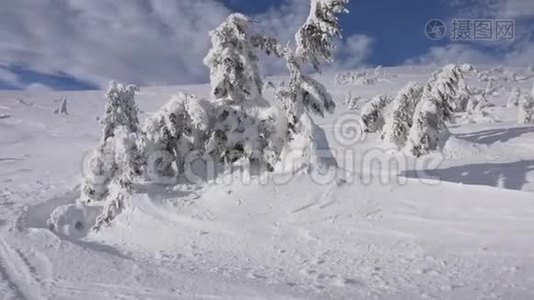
[
  {"left": 92, "top": 127, "right": 138, "bottom": 230},
  {"left": 101, "top": 81, "right": 140, "bottom": 142},
  {"left": 406, "top": 98, "right": 448, "bottom": 157},
  {"left": 518, "top": 84, "right": 534, "bottom": 124},
  {"left": 81, "top": 142, "right": 116, "bottom": 204},
  {"left": 507, "top": 87, "right": 521, "bottom": 108},
  {"left": 360, "top": 95, "right": 393, "bottom": 133},
  {"left": 203, "top": 13, "right": 263, "bottom": 102},
  {"left": 406, "top": 64, "right": 474, "bottom": 157},
  {"left": 454, "top": 71, "right": 473, "bottom": 113},
  {"left": 80, "top": 81, "right": 141, "bottom": 228},
  {"left": 345, "top": 90, "right": 361, "bottom": 110},
  {"left": 461, "top": 93, "right": 498, "bottom": 123},
  {"left": 380, "top": 82, "right": 423, "bottom": 148},
  {"left": 54, "top": 98, "right": 68, "bottom": 115}
]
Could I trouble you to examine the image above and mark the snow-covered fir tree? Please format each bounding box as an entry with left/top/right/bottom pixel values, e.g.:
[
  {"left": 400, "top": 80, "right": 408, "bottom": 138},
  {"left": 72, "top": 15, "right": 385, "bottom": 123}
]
[
  {"left": 249, "top": 0, "right": 349, "bottom": 170},
  {"left": 345, "top": 90, "right": 362, "bottom": 110},
  {"left": 453, "top": 70, "right": 473, "bottom": 113},
  {"left": 101, "top": 81, "right": 140, "bottom": 142},
  {"left": 92, "top": 127, "right": 138, "bottom": 230},
  {"left": 205, "top": 101, "right": 288, "bottom": 173},
  {"left": 406, "top": 64, "right": 474, "bottom": 157},
  {"left": 80, "top": 81, "right": 141, "bottom": 228},
  {"left": 203, "top": 13, "right": 263, "bottom": 102},
  {"left": 140, "top": 92, "right": 212, "bottom": 181},
  {"left": 54, "top": 98, "right": 68, "bottom": 115},
  {"left": 276, "top": 58, "right": 336, "bottom": 118},
  {"left": 462, "top": 93, "right": 497, "bottom": 123},
  {"left": 295, "top": 0, "right": 349, "bottom": 71},
  {"left": 360, "top": 95, "right": 393, "bottom": 133},
  {"left": 380, "top": 82, "right": 423, "bottom": 148},
  {"left": 518, "top": 84, "right": 534, "bottom": 124}
]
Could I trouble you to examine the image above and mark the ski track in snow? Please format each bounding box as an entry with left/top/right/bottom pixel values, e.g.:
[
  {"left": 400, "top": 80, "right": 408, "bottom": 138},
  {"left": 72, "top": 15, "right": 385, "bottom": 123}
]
[{"left": 0, "top": 237, "right": 46, "bottom": 299}]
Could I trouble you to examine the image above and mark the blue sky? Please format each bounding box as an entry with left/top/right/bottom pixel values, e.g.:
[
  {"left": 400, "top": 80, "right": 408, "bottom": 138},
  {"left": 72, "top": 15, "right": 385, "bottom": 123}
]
[
  {"left": 222, "top": 0, "right": 452, "bottom": 65},
  {"left": 0, "top": 0, "right": 533, "bottom": 90}
]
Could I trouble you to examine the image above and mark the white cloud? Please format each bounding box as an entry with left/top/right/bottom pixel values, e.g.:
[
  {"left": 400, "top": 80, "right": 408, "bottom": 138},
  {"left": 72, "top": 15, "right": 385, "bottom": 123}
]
[
  {"left": 409, "top": 0, "right": 534, "bottom": 68},
  {"left": 333, "top": 34, "right": 374, "bottom": 70},
  {"left": 406, "top": 42, "right": 534, "bottom": 68},
  {"left": 405, "top": 44, "right": 494, "bottom": 66},
  {"left": 450, "top": 0, "right": 534, "bottom": 18},
  {"left": 0, "top": 0, "right": 371, "bottom": 88},
  {"left": 502, "top": 0, "right": 534, "bottom": 17},
  {"left": 0, "top": 0, "right": 234, "bottom": 87}
]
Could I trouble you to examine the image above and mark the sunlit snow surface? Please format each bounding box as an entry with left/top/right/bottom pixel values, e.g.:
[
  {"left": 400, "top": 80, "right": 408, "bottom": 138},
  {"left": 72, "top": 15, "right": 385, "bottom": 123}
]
[{"left": 1, "top": 66, "right": 534, "bottom": 299}]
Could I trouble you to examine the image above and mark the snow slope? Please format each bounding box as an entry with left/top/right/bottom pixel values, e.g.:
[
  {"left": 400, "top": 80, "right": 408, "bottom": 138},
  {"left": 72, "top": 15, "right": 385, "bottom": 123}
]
[{"left": 1, "top": 66, "right": 534, "bottom": 299}]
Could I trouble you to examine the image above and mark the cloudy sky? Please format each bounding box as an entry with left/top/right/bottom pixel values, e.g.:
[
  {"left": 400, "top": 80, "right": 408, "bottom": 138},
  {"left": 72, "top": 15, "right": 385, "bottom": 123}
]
[{"left": 0, "top": 0, "right": 533, "bottom": 90}]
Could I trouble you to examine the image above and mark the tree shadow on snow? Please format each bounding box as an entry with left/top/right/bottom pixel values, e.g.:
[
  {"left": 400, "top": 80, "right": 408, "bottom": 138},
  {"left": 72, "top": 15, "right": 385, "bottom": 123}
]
[
  {"left": 456, "top": 126, "right": 534, "bottom": 145},
  {"left": 401, "top": 160, "right": 534, "bottom": 191}
]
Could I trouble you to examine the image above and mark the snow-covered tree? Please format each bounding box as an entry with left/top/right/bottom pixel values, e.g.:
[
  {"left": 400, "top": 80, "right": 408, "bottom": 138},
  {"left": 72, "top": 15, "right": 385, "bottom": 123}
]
[
  {"left": 54, "top": 98, "right": 68, "bottom": 115},
  {"left": 250, "top": 0, "right": 349, "bottom": 170},
  {"left": 140, "top": 93, "right": 212, "bottom": 180},
  {"left": 345, "top": 90, "right": 361, "bottom": 110},
  {"left": 205, "top": 101, "right": 287, "bottom": 172},
  {"left": 360, "top": 95, "right": 393, "bottom": 133},
  {"left": 92, "top": 127, "right": 138, "bottom": 230},
  {"left": 462, "top": 93, "right": 497, "bottom": 123},
  {"left": 507, "top": 87, "right": 521, "bottom": 108},
  {"left": 295, "top": 0, "right": 349, "bottom": 71},
  {"left": 81, "top": 142, "right": 116, "bottom": 204},
  {"left": 80, "top": 124, "right": 140, "bottom": 230},
  {"left": 203, "top": 13, "right": 263, "bottom": 102},
  {"left": 250, "top": 0, "right": 349, "bottom": 117},
  {"left": 406, "top": 64, "right": 474, "bottom": 157},
  {"left": 276, "top": 60, "right": 336, "bottom": 117},
  {"left": 101, "top": 81, "right": 140, "bottom": 142},
  {"left": 80, "top": 81, "right": 141, "bottom": 228},
  {"left": 518, "top": 84, "right": 534, "bottom": 124},
  {"left": 453, "top": 71, "right": 473, "bottom": 113},
  {"left": 406, "top": 99, "right": 449, "bottom": 157},
  {"left": 380, "top": 82, "right": 423, "bottom": 148}
]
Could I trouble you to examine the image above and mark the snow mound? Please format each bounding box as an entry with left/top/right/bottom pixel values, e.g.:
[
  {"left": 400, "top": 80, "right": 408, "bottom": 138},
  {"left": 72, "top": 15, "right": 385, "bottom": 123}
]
[
  {"left": 47, "top": 203, "right": 99, "bottom": 238},
  {"left": 442, "top": 136, "right": 486, "bottom": 159}
]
